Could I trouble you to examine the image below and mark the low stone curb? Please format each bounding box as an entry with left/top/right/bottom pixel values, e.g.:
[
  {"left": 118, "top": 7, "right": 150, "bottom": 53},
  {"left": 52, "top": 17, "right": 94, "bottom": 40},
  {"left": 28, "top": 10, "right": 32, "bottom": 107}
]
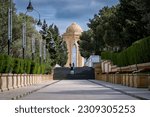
[
  {"left": 11, "top": 80, "right": 61, "bottom": 100},
  {"left": 89, "top": 80, "right": 149, "bottom": 100}
]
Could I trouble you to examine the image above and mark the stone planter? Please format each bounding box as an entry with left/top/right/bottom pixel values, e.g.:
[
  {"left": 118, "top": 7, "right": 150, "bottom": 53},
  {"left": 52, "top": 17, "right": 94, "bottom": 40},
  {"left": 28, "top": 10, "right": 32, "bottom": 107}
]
[
  {"left": 7, "top": 73, "right": 13, "bottom": 90},
  {"left": 12, "top": 74, "right": 18, "bottom": 89},
  {"left": 133, "top": 74, "right": 149, "bottom": 88},
  {"left": 0, "top": 74, "right": 8, "bottom": 91}
]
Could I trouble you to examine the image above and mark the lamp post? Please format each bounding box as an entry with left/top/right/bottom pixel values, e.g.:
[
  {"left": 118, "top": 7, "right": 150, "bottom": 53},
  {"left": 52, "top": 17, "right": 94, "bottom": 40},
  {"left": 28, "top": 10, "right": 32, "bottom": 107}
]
[
  {"left": 27, "top": 0, "right": 33, "bottom": 12},
  {"left": 39, "top": 39, "right": 42, "bottom": 64},
  {"left": 31, "top": 37, "right": 35, "bottom": 60},
  {"left": 22, "top": 0, "right": 42, "bottom": 59},
  {"left": 8, "top": 0, "right": 12, "bottom": 55},
  {"left": 49, "top": 32, "right": 55, "bottom": 49},
  {"left": 43, "top": 40, "right": 46, "bottom": 62}
]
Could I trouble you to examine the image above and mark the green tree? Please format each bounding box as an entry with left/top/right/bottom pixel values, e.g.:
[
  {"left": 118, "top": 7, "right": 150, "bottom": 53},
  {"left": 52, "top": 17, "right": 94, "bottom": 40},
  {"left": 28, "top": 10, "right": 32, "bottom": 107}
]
[
  {"left": 117, "top": 0, "right": 147, "bottom": 46},
  {"left": 40, "top": 21, "right": 68, "bottom": 67},
  {"left": 78, "top": 30, "right": 94, "bottom": 59},
  {"left": 88, "top": 6, "right": 120, "bottom": 52},
  {"left": 87, "top": 0, "right": 150, "bottom": 54}
]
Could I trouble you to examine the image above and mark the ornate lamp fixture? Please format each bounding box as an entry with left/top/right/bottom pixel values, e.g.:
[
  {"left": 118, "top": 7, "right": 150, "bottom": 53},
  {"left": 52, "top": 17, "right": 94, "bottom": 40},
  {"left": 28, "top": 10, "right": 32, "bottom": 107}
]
[{"left": 27, "top": 0, "right": 33, "bottom": 12}]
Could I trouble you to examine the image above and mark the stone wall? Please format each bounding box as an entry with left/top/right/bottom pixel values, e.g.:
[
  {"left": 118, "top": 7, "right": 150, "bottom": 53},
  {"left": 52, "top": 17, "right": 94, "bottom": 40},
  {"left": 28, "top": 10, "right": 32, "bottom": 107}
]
[
  {"left": 0, "top": 74, "right": 53, "bottom": 92},
  {"left": 94, "top": 61, "right": 150, "bottom": 91}
]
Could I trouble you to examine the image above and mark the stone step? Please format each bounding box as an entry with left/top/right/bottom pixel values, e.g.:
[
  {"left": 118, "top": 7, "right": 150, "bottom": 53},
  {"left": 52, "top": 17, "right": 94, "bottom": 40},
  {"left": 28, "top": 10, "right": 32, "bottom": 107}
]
[{"left": 53, "top": 67, "right": 95, "bottom": 80}]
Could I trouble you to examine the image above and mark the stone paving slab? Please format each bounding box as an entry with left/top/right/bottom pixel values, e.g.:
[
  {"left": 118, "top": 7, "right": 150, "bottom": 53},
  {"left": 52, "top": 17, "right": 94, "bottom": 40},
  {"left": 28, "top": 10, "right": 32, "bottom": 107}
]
[
  {"left": 0, "top": 80, "right": 58, "bottom": 100},
  {"left": 89, "top": 80, "right": 150, "bottom": 100},
  {"left": 1, "top": 80, "right": 149, "bottom": 100},
  {"left": 20, "top": 80, "right": 137, "bottom": 100}
]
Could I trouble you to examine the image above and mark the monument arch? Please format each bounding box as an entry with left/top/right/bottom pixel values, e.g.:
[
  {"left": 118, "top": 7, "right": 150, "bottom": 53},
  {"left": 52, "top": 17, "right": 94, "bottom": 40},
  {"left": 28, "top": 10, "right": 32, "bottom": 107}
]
[{"left": 62, "top": 22, "right": 84, "bottom": 67}]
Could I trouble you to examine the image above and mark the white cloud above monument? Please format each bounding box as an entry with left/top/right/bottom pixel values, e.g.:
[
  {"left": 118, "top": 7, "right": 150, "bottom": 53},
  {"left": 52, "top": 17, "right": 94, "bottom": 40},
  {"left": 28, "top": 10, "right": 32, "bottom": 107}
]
[{"left": 14, "top": 0, "right": 119, "bottom": 34}]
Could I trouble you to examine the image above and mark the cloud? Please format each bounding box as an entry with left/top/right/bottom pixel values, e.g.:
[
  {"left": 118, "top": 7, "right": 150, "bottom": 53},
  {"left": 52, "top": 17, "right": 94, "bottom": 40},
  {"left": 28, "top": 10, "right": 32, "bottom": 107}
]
[
  {"left": 26, "top": 0, "right": 119, "bottom": 19},
  {"left": 49, "top": 0, "right": 117, "bottom": 19},
  {"left": 14, "top": 0, "right": 119, "bottom": 34}
]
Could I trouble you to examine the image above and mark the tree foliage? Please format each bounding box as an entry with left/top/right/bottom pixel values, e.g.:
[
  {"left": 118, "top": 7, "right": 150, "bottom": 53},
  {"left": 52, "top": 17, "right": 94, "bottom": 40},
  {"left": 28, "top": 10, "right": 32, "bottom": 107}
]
[
  {"left": 0, "top": 0, "right": 41, "bottom": 59},
  {"left": 101, "top": 36, "right": 150, "bottom": 67},
  {"left": 82, "top": 0, "right": 150, "bottom": 57},
  {"left": 40, "top": 21, "right": 68, "bottom": 67},
  {"left": 0, "top": 0, "right": 67, "bottom": 74},
  {"left": 78, "top": 30, "right": 94, "bottom": 59}
]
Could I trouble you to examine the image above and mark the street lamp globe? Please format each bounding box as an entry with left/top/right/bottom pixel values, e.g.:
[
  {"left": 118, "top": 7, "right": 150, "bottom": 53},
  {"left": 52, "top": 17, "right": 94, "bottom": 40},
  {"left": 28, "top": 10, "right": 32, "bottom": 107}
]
[
  {"left": 37, "top": 19, "right": 42, "bottom": 26},
  {"left": 27, "top": 0, "right": 33, "bottom": 12}
]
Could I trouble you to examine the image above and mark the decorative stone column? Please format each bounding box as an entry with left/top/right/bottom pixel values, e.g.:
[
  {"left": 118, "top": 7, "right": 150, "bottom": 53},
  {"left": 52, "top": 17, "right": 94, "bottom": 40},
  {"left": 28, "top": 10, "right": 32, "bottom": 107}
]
[
  {"left": 17, "top": 74, "right": 21, "bottom": 88},
  {"left": 7, "top": 73, "right": 13, "bottom": 90},
  {"left": 13, "top": 74, "right": 18, "bottom": 89},
  {"left": 0, "top": 74, "right": 8, "bottom": 91}
]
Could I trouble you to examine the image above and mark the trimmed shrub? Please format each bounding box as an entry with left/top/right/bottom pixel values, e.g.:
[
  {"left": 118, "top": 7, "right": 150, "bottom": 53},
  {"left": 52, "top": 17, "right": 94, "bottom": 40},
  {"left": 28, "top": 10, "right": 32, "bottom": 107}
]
[
  {"left": 41, "top": 64, "right": 46, "bottom": 74},
  {"left": 101, "top": 36, "right": 150, "bottom": 67},
  {"left": 37, "top": 64, "right": 41, "bottom": 74},
  {"left": 30, "top": 61, "right": 35, "bottom": 74},
  {"left": 0, "top": 54, "right": 4, "bottom": 73},
  {"left": 19, "top": 59, "right": 24, "bottom": 74},
  {"left": 0, "top": 54, "right": 47, "bottom": 74},
  {"left": 12, "top": 58, "right": 20, "bottom": 74},
  {"left": 23, "top": 60, "right": 31, "bottom": 74},
  {"left": 26, "top": 60, "right": 31, "bottom": 74},
  {"left": 3, "top": 55, "right": 13, "bottom": 73}
]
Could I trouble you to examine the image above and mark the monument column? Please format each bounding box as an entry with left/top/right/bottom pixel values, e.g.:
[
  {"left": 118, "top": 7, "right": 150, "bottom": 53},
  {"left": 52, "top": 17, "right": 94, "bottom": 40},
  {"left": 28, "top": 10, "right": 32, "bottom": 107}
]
[{"left": 62, "top": 22, "right": 84, "bottom": 67}]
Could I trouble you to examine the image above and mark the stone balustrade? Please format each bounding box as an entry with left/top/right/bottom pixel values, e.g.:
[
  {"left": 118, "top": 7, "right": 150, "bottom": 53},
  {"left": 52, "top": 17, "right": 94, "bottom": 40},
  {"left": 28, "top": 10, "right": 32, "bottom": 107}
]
[
  {"left": 98, "top": 73, "right": 150, "bottom": 89},
  {"left": 0, "top": 74, "right": 53, "bottom": 92},
  {"left": 94, "top": 61, "right": 150, "bottom": 91}
]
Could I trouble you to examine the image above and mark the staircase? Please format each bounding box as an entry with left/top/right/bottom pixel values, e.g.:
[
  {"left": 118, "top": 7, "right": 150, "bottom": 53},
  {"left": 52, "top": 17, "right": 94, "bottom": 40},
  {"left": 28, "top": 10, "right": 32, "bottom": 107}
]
[{"left": 53, "top": 67, "right": 95, "bottom": 80}]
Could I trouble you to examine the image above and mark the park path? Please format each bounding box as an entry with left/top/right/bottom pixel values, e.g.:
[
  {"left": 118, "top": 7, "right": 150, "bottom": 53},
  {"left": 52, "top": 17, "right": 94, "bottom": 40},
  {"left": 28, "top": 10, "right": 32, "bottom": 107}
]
[{"left": 21, "top": 80, "right": 137, "bottom": 100}]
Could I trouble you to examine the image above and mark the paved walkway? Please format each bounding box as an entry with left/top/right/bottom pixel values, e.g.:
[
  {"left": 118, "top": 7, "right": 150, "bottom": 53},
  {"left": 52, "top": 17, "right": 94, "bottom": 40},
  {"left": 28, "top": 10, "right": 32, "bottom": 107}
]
[
  {"left": 0, "top": 80, "right": 149, "bottom": 100},
  {"left": 0, "top": 80, "right": 59, "bottom": 100},
  {"left": 89, "top": 80, "right": 150, "bottom": 100}
]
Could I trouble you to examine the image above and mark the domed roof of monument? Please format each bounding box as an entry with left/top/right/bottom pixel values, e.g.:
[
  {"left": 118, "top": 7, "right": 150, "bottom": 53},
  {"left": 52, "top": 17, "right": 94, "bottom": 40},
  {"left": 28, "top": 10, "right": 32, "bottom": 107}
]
[{"left": 66, "top": 22, "right": 83, "bottom": 33}]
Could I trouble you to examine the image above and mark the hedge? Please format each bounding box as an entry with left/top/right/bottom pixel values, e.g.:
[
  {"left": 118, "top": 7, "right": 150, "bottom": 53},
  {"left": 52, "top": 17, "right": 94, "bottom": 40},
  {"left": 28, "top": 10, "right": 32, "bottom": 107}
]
[
  {"left": 0, "top": 54, "right": 46, "bottom": 74},
  {"left": 101, "top": 36, "right": 150, "bottom": 67}
]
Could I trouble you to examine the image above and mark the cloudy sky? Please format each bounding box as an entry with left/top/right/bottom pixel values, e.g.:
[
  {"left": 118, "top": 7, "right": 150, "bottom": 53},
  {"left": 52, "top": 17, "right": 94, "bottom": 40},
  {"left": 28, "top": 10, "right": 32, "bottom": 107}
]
[{"left": 14, "top": 0, "right": 119, "bottom": 34}]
